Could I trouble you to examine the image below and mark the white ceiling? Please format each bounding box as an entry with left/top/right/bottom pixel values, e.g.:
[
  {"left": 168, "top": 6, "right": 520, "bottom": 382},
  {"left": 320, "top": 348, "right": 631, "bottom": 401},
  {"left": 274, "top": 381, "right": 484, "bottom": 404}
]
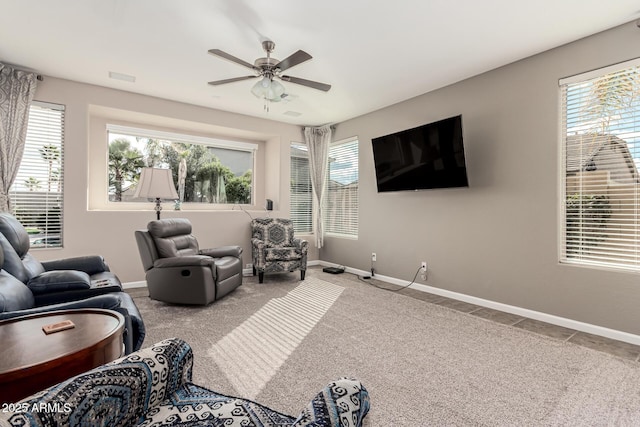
[{"left": 1, "top": 0, "right": 639, "bottom": 126}]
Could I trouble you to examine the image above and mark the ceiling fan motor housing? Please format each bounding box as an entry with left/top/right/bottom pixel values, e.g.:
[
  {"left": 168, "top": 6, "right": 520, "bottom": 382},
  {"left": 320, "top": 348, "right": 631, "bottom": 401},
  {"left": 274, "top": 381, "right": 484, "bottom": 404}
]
[
  {"left": 254, "top": 57, "right": 280, "bottom": 71},
  {"left": 261, "top": 39, "right": 276, "bottom": 53}
]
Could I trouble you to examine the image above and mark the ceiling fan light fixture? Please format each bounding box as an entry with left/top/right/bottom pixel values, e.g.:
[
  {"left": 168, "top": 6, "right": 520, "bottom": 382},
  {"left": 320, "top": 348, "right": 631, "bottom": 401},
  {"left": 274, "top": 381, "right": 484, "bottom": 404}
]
[
  {"left": 251, "top": 79, "right": 266, "bottom": 98},
  {"left": 268, "top": 79, "right": 285, "bottom": 100},
  {"left": 251, "top": 77, "right": 285, "bottom": 101}
]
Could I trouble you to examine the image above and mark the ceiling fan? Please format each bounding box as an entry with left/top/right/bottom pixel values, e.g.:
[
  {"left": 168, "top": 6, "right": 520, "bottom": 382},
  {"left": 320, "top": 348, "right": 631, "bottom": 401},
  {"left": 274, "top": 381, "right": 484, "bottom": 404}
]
[{"left": 207, "top": 39, "right": 331, "bottom": 103}]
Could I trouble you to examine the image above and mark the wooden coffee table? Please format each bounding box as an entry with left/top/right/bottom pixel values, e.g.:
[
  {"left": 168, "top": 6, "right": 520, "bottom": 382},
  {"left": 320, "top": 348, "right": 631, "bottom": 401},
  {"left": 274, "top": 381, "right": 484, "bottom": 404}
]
[{"left": 0, "top": 308, "right": 125, "bottom": 404}]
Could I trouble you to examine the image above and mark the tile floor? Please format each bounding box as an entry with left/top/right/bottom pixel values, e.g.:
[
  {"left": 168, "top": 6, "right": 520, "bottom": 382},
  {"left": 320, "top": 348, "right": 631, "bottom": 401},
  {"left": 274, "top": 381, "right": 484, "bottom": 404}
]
[{"left": 335, "top": 270, "right": 640, "bottom": 362}]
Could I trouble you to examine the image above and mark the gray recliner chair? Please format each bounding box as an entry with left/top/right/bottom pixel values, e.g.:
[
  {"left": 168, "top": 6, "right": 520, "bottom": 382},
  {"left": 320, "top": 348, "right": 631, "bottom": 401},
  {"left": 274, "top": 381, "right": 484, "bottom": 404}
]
[{"left": 135, "top": 218, "right": 243, "bottom": 305}]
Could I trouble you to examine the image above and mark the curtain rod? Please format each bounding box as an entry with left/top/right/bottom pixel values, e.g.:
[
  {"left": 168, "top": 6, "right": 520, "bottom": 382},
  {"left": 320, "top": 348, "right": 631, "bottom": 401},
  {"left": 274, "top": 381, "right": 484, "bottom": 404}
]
[{"left": 0, "top": 62, "right": 44, "bottom": 81}]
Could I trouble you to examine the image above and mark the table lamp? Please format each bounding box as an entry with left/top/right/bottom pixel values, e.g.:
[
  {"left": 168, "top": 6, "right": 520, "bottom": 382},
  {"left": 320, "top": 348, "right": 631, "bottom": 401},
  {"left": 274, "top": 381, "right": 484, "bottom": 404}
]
[{"left": 133, "top": 168, "right": 179, "bottom": 220}]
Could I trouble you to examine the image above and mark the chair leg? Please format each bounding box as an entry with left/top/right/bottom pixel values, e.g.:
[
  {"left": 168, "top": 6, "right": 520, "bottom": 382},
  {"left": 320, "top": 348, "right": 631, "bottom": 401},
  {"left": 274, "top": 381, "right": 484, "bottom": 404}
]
[
  {"left": 258, "top": 272, "right": 264, "bottom": 283},
  {"left": 300, "top": 270, "right": 306, "bottom": 280}
]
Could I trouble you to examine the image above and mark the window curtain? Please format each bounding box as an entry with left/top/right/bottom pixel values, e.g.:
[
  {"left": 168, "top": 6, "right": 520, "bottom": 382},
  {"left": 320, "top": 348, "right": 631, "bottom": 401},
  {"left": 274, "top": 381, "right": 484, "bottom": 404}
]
[
  {"left": 0, "top": 63, "right": 38, "bottom": 212},
  {"left": 304, "top": 125, "right": 332, "bottom": 248}
]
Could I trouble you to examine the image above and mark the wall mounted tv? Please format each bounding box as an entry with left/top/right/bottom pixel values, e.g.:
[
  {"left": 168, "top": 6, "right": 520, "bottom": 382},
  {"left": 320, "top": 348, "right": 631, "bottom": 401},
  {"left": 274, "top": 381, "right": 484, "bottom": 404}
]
[{"left": 371, "top": 115, "right": 468, "bottom": 192}]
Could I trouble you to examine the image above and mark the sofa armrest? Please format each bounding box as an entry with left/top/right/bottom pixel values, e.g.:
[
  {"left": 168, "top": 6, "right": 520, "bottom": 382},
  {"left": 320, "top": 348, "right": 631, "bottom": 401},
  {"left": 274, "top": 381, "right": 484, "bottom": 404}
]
[
  {"left": 250, "top": 238, "right": 266, "bottom": 269},
  {"left": 200, "top": 245, "right": 243, "bottom": 259},
  {"left": 111, "top": 292, "right": 146, "bottom": 353},
  {"left": 250, "top": 238, "right": 265, "bottom": 249},
  {"left": 5, "top": 338, "right": 193, "bottom": 427},
  {"left": 292, "top": 378, "right": 370, "bottom": 427},
  {"left": 27, "top": 270, "right": 91, "bottom": 295},
  {"left": 292, "top": 238, "right": 309, "bottom": 254},
  {"left": 42, "top": 255, "right": 110, "bottom": 275},
  {"left": 153, "top": 255, "right": 216, "bottom": 269},
  {"left": 0, "top": 294, "right": 124, "bottom": 321}
]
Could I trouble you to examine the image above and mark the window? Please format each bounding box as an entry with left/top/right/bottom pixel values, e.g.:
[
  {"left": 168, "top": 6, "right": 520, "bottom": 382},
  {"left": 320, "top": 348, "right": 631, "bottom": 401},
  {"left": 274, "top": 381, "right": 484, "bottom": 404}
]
[
  {"left": 290, "top": 143, "right": 313, "bottom": 233},
  {"left": 560, "top": 58, "right": 640, "bottom": 272},
  {"left": 107, "top": 125, "right": 256, "bottom": 206},
  {"left": 325, "top": 137, "right": 359, "bottom": 238},
  {"left": 9, "top": 101, "right": 65, "bottom": 248}
]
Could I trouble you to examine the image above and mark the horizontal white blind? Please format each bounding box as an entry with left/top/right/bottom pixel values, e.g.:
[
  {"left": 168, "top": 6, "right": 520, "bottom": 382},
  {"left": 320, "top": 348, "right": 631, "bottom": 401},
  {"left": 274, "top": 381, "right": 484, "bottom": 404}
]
[
  {"left": 9, "top": 101, "right": 65, "bottom": 248},
  {"left": 325, "top": 138, "right": 358, "bottom": 238},
  {"left": 560, "top": 63, "right": 640, "bottom": 272},
  {"left": 290, "top": 143, "right": 313, "bottom": 233}
]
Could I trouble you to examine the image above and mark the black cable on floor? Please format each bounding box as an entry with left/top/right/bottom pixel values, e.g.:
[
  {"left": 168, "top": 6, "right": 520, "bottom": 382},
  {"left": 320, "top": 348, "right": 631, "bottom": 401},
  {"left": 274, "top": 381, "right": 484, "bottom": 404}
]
[{"left": 358, "top": 266, "right": 423, "bottom": 292}]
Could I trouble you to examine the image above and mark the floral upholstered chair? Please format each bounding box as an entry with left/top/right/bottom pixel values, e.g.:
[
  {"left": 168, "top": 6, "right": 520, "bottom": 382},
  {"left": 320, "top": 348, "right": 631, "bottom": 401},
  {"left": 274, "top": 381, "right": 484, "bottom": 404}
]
[{"left": 250, "top": 218, "right": 308, "bottom": 283}]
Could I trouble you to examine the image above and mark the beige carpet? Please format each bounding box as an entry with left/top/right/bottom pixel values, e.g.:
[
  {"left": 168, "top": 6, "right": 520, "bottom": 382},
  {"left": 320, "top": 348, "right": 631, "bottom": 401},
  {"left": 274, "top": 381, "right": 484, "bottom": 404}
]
[{"left": 130, "top": 269, "right": 640, "bottom": 426}]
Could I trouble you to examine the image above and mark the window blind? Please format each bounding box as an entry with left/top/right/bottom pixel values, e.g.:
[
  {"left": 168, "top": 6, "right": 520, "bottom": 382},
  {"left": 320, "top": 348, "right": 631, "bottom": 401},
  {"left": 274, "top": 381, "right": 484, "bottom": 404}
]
[
  {"left": 325, "top": 138, "right": 359, "bottom": 238},
  {"left": 9, "top": 101, "right": 65, "bottom": 248},
  {"left": 560, "top": 59, "right": 640, "bottom": 272},
  {"left": 290, "top": 143, "right": 313, "bottom": 233}
]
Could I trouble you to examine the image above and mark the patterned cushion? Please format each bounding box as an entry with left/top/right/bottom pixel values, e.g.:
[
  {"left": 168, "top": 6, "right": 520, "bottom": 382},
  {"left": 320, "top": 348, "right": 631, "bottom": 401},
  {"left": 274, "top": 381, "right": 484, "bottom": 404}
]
[
  {"left": 261, "top": 260, "right": 305, "bottom": 274},
  {"left": 0, "top": 338, "right": 370, "bottom": 427},
  {"left": 265, "top": 248, "right": 302, "bottom": 262},
  {"left": 3, "top": 337, "right": 193, "bottom": 427},
  {"left": 251, "top": 218, "right": 295, "bottom": 248},
  {"left": 140, "top": 384, "right": 296, "bottom": 426},
  {"left": 293, "top": 378, "right": 370, "bottom": 427}
]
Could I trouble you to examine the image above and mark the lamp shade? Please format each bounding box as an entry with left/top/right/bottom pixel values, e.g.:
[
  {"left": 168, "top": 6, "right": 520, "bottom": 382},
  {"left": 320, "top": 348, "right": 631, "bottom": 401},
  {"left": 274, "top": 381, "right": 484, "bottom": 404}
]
[{"left": 133, "top": 168, "right": 179, "bottom": 200}]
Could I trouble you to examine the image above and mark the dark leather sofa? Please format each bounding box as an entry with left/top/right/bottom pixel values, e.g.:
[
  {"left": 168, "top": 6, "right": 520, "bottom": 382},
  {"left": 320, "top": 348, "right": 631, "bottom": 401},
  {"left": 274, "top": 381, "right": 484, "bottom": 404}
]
[{"left": 0, "top": 213, "right": 145, "bottom": 353}]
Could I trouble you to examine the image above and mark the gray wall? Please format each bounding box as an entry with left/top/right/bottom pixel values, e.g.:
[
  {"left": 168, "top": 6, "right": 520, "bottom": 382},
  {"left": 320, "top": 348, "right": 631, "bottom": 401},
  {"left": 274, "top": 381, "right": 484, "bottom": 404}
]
[
  {"left": 327, "top": 21, "right": 640, "bottom": 335},
  {"left": 30, "top": 77, "right": 319, "bottom": 283}
]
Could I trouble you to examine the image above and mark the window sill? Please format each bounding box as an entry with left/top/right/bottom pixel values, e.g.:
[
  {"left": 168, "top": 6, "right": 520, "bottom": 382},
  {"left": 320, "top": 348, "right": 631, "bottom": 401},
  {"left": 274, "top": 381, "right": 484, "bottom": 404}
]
[
  {"left": 90, "top": 202, "right": 258, "bottom": 213},
  {"left": 325, "top": 232, "right": 358, "bottom": 240}
]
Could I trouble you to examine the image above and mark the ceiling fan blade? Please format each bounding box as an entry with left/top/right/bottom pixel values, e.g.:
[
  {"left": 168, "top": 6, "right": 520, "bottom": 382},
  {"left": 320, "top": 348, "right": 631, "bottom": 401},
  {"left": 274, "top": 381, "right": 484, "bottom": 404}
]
[
  {"left": 208, "top": 49, "right": 257, "bottom": 71},
  {"left": 208, "top": 75, "right": 258, "bottom": 86},
  {"left": 275, "top": 50, "right": 312, "bottom": 72},
  {"left": 280, "top": 75, "right": 331, "bottom": 92}
]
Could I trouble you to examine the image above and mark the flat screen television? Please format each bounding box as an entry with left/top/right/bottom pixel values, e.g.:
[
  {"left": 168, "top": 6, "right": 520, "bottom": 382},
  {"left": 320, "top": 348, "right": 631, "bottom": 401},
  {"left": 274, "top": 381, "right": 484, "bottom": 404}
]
[{"left": 371, "top": 115, "right": 468, "bottom": 192}]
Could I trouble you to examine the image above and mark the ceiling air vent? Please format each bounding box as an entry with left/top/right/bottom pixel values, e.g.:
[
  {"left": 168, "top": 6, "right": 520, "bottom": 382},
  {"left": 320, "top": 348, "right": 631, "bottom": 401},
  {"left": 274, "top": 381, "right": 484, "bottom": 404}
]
[{"left": 109, "top": 71, "right": 136, "bottom": 83}]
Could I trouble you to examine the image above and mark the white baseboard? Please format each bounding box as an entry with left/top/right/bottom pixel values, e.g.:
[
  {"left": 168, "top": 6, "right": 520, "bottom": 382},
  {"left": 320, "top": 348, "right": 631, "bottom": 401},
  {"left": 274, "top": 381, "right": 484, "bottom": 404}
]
[
  {"left": 124, "top": 261, "right": 640, "bottom": 345},
  {"left": 317, "top": 261, "right": 640, "bottom": 346},
  {"left": 122, "top": 281, "right": 147, "bottom": 289}
]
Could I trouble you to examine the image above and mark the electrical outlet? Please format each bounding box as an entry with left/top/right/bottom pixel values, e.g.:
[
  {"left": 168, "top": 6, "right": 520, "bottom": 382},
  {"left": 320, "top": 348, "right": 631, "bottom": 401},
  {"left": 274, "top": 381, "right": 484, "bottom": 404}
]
[
  {"left": 372, "top": 252, "right": 377, "bottom": 262},
  {"left": 420, "top": 261, "right": 428, "bottom": 281}
]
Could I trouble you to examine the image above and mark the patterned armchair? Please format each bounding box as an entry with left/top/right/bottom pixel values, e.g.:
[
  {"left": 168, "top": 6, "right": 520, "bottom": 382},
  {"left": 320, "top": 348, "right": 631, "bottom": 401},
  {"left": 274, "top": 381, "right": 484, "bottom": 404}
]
[
  {"left": 250, "top": 218, "right": 308, "bottom": 283},
  {"left": 1, "top": 338, "right": 370, "bottom": 427}
]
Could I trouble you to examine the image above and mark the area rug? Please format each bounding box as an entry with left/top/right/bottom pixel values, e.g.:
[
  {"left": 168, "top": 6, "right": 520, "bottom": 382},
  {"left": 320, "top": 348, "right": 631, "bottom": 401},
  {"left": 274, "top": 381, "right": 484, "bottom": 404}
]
[{"left": 131, "top": 270, "right": 640, "bottom": 426}]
